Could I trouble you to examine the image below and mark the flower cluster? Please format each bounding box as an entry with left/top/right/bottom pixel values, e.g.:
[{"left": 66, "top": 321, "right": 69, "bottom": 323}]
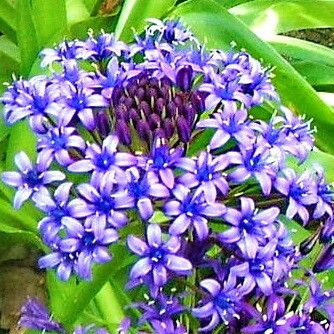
[{"left": 2, "top": 18, "right": 334, "bottom": 333}]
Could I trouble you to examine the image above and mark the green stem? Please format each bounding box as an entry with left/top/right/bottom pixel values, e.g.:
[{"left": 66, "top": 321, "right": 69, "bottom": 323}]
[{"left": 95, "top": 281, "right": 125, "bottom": 333}]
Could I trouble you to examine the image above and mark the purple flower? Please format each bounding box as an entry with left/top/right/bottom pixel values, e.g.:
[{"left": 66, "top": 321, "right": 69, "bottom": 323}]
[
  {"left": 176, "top": 150, "right": 229, "bottom": 203},
  {"left": 275, "top": 168, "right": 318, "bottom": 224},
  {"left": 314, "top": 168, "right": 334, "bottom": 219},
  {"left": 192, "top": 279, "right": 241, "bottom": 332},
  {"left": 164, "top": 184, "right": 226, "bottom": 240},
  {"left": 150, "top": 319, "right": 187, "bottom": 334},
  {"left": 125, "top": 167, "right": 170, "bottom": 220},
  {"left": 32, "top": 182, "right": 73, "bottom": 244},
  {"left": 37, "top": 126, "right": 86, "bottom": 166},
  {"left": 1, "top": 76, "right": 59, "bottom": 132},
  {"left": 56, "top": 83, "right": 108, "bottom": 129},
  {"left": 242, "top": 295, "right": 294, "bottom": 334},
  {"left": 2, "top": 151, "right": 65, "bottom": 209},
  {"left": 127, "top": 224, "right": 192, "bottom": 287},
  {"left": 76, "top": 31, "right": 128, "bottom": 61},
  {"left": 147, "top": 18, "right": 195, "bottom": 45},
  {"left": 39, "top": 217, "right": 118, "bottom": 280},
  {"left": 218, "top": 197, "right": 279, "bottom": 245},
  {"left": 68, "top": 135, "right": 137, "bottom": 178},
  {"left": 134, "top": 292, "right": 184, "bottom": 325},
  {"left": 320, "top": 217, "right": 334, "bottom": 244},
  {"left": 196, "top": 105, "right": 254, "bottom": 149},
  {"left": 68, "top": 171, "right": 132, "bottom": 229},
  {"left": 304, "top": 277, "right": 334, "bottom": 321},
  {"left": 19, "top": 298, "right": 64, "bottom": 333},
  {"left": 228, "top": 239, "right": 279, "bottom": 296},
  {"left": 40, "top": 40, "right": 83, "bottom": 67},
  {"left": 144, "top": 138, "right": 183, "bottom": 189},
  {"left": 228, "top": 144, "right": 276, "bottom": 195}
]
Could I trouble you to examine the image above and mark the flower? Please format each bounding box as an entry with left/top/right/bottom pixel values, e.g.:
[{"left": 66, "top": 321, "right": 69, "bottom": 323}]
[
  {"left": 19, "top": 298, "right": 64, "bottom": 333},
  {"left": 196, "top": 105, "right": 254, "bottom": 149},
  {"left": 127, "top": 224, "right": 192, "bottom": 287},
  {"left": 275, "top": 168, "right": 318, "bottom": 224},
  {"left": 218, "top": 197, "right": 279, "bottom": 245},
  {"left": 176, "top": 150, "right": 230, "bottom": 203},
  {"left": 68, "top": 134, "right": 137, "bottom": 178},
  {"left": 164, "top": 184, "right": 226, "bottom": 240},
  {"left": 32, "top": 182, "right": 73, "bottom": 244},
  {"left": 39, "top": 217, "right": 118, "bottom": 280},
  {"left": 2, "top": 151, "right": 65, "bottom": 209},
  {"left": 125, "top": 167, "right": 170, "bottom": 220},
  {"left": 192, "top": 279, "right": 241, "bottom": 332}
]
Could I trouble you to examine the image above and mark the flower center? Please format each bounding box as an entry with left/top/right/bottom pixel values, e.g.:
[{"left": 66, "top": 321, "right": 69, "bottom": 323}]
[
  {"left": 150, "top": 248, "right": 165, "bottom": 262},
  {"left": 111, "top": 73, "right": 204, "bottom": 150},
  {"left": 24, "top": 170, "right": 41, "bottom": 188}
]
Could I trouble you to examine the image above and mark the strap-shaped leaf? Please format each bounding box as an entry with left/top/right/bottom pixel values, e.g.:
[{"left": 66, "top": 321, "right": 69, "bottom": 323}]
[
  {"left": 0, "top": 0, "right": 17, "bottom": 42},
  {"left": 230, "top": 0, "right": 334, "bottom": 37},
  {"left": 32, "top": 0, "right": 68, "bottom": 48},
  {"left": 173, "top": 0, "right": 334, "bottom": 154},
  {"left": 17, "top": 0, "right": 39, "bottom": 76},
  {"left": 115, "top": 0, "right": 176, "bottom": 42}
]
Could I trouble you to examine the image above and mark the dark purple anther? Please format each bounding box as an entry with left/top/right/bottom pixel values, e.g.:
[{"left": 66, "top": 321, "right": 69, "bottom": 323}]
[
  {"left": 149, "top": 113, "right": 161, "bottom": 129},
  {"left": 177, "top": 116, "right": 191, "bottom": 143},
  {"left": 156, "top": 97, "right": 166, "bottom": 114},
  {"left": 176, "top": 65, "right": 193, "bottom": 92},
  {"left": 139, "top": 101, "right": 151, "bottom": 118},
  {"left": 167, "top": 101, "right": 177, "bottom": 118}
]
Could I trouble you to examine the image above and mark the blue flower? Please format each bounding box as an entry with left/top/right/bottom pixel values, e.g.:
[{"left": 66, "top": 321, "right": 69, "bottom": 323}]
[
  {"left": 197, "top": 105, "right": 254, "bottom": 149},
  {"left": 127, "top": 224, "right": 192, "bottom": 287},
  {"left": 68, "top": 171, "right": 132, "bottom": 230},
  {"left": 125, "top": 167, "right": 170, "bottom": 220},
  {"left": 275, "top": 168, "right": 318, "bottom": 224},
  {"left": 164, "top": 184, "right": 226, "bottom": 240},
  {"left": 39, "top": 216, "right": 118, "bottom": 280},
  {"left": 2, "top": 151, "right": 65, "bottom": 209},
  {"left": 68, "top": 134, "right": 137, "bottom": 178},
  {"left": 19, "top": 298, "right": 64, "bottom": 333},
  {"left": 37, "top": 126, "right": 86, "bottom": 166},
  {"left": 176, "top": 150, "right": 230, "bottom": 203},
  {"left": 32, "top": 182, "right": 73, "bottom": 245},
  {"left": 192, "top": 279, "right": 241, "bottom": 332},
  {"left": 218, "top": 197, "right": 279, "bottom": 245}
]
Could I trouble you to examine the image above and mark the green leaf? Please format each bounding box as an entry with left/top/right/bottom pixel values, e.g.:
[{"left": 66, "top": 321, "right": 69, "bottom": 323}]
[
  {"left": 32, "top": 0, "right": 68, "bottom": 48},
  {"left": 17, "top": 0, "right": 39, "bottom": 76},
  {"left": 173, "top": 0, "right": 334, "bottom": 154},
  {"left": 230, "top": 0, "right": 334, "bottom": 38},
  {"left": 70, "top": 14, "right": 118, "bottom": 39},
  {"left": 292, "top": 61, "right": 334, "bottom": 87},
  {"left": 48, "top": 244, "right": 135, "bottom": 328},
  {"left": 319, "top": 92, "right": 334, "bottom": 107},
  {"left": 115, "top": 0, "right": 176, "bottom": 42},
  {"left": 66, "top": 0, "right": 90, "bottom": 25},
  {"left": 0, "top": 0, "right": 17, "bottom": 42},
  {"left": 269, "top": 35, "right": 334, "bottom": 67}
]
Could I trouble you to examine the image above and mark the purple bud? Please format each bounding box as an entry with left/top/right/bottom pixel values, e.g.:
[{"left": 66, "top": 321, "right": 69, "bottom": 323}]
[
  {"left": 314, "top": 244, "right": 334, "bottom": 273},
  {"left": 176, "top": 65, "right": 193, "bottom": 92},
  {"left": 124, "top": 97, "right": 134, "bottom": 108},
  {"left": 135, "top": 87, "right": 145, "bottom": 100},
  {"left": 96, "top": 111, "right": 110, "bottom": 137},
  {"left": 148, "top": 113, "right": 161, "bottom": 129},
  {"left": 146, "top": 87, "right": 158, "bottom": 100},
  {"left": 163, "top": 118, "right": 174, "bottom": 138},
  {"left": 154, "top": 128, "right": 166, "bottom": 140},
  {"left": 139, "top": 77, "right": 149, "bottom": 86},
  {"left": 139, "top": 101, "right": 151, "bottom": 118},
  {"left": 115, "top": 104, "right": 128, "bottom": 120},
  {"left": 167, "top": 101, "right": 177, "bottom": 118},
  {"left": 137, "top": 120, "right": 151, "bottom": 141},
  {"left": 177, "top": 116, "right": 191, "bottom": 143},
  {"left": 173, "top": 95, "right": 183, "bottom": 108},
  {"left": 129, "top": 108, "right": 140, "bottom": 125},
  {"left": 127, "top": 83, "right": 138, "bottom": 96},
  {"left": 191, "top": 91, "right": 207, "bottom": 112},
  {"left": 112, "top": 86, "right": 122, "bottom": 102},
  {"left": 184, "top": 104, "right": 197, "bottom": 125},
  {"left": 116, "top": 120, "right": 132, "bottom": 145},
  {"left": 156, "top": 97, "right": 166, "bottom": 114}
]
